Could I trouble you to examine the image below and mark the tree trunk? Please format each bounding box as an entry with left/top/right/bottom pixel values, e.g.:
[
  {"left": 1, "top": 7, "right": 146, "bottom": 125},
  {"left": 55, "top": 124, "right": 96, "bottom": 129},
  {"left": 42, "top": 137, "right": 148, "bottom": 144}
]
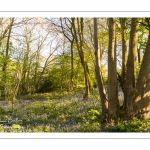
[
  {"left": 124, "top": 18, "right": 139, "bottom": 117},
  {"left": 94, "top": 18, "right": 108, "bottom": 120},
  {"left": 60, "top": 18, "right": 74, "bottom": 91},
  {"left": 2, "top": 18, "right": 14, "bottom": 100},
  {"left": 137, "top": 48, "right": 141, "bottom": 63},
  {"left": 70, "top": 41, "right": 74, "bottom": 90},
  {"left": 21, "top": 41, "right": 30, "bottom": 94},
  {"left": 135, "top": 29, "right": 150, "bottom": 119},
  {"left": 0, "top": 18, "right": 12, "bottom": 46},
  {"left": 72, "top": 18, "right": 93, "bottom": 100},
  {"left": 108, "top": 18, "right": 119, "bottom": 121},
  {"left": 120, "top": 18, "right": 128, "bottom": 93}
]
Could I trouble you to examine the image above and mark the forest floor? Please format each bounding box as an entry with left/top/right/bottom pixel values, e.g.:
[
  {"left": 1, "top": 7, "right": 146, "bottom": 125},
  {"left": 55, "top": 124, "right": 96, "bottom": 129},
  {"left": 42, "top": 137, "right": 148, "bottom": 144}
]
[
  {"left": 0, "top": 89, "right": 150, "bottom": 132},
  {"left": 0, "top": 89, "right": 102, "bottom": 132}
]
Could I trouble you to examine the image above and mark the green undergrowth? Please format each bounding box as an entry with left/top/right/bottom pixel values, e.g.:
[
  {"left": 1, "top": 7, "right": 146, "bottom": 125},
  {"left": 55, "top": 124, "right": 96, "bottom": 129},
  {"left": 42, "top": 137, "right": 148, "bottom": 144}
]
[
  {"left": 0, "top": 100, "right": 102, "bottom": 132},
  {"left": 17, "top": 88, "right": 100, "bottom": 101},
  {"left": 103, "top": 117, "right": 150, "bottom": 132},
  {"left": 0, "top": 90, "right": 150, "bottom": 132},
  {"left": 17, "top": 89, "right": 83, "bottom": 100},
  {"left": 0, "top": 89, "right": 102, "bottom": 132}
]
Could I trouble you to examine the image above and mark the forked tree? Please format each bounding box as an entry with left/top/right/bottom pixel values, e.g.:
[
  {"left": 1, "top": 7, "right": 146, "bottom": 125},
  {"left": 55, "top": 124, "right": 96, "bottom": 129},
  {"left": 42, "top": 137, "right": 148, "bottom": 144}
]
[{"left": 94, "top": 17, "right": 150, "bottom": 122}]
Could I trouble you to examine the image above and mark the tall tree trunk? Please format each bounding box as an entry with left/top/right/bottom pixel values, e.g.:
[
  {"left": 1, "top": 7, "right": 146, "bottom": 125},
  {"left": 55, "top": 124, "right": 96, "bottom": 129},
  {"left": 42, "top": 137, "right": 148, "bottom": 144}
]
[
  {"left": 77, "top": 18, "right": 90, "bottom": 100},
  {"left": 2, "top": 18, "right": 14, "bottom": 100},
  {"left": 60, "top": 18, "right": 74, "bottom": 91},
  {"left": 108, "top": 18, "right": 119, "bottom": 121},
  {"left": 70, "top": 41, "right": 74, "bottom": 90},
  {"left": 72, "top": 18, "right": 93, "bottom": 100},
  {"left": 94, "top": 18, "right": 108, "bottom": 120},
  {"left": 120, "top": 18, "right": 128, "bottom": 93},
  {"left": 34, "top": 46, "right": 40, "bottom": 90},
  {"left": 21, "top": 41, "right": 30, "bottom": 93},
  {"left": 135, "top": 29, "right": 150, "bottom": 119},
  {"left": 124, "top": 18, "right": 139, "bottom": 117}
]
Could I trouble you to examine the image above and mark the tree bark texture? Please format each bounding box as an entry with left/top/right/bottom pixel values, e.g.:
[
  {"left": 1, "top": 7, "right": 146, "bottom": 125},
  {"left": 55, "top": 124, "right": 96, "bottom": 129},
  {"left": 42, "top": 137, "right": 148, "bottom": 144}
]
[
  {"left": 108, "top": 18, "right": 119, "bottom": 121},
  {"left": 94, "top": 18, "right": 108, "bottom": 118},
  {"left": 72, "top": 18, "right": 93, "bottom": 100},
  {"left": 135, "top": 29, "right": 150, "bottom": 119},
  {"left": 124, "top": 18, "right": 139, "bottom": 117},
  {"left": 120, "top": 18, "right": 128, "bottom": 93}
]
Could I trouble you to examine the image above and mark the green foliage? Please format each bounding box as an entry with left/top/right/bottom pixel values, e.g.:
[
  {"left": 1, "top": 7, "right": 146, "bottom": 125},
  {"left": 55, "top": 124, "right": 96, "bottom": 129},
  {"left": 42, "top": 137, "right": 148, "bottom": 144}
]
[
  {"left": 136, "top": 63, "right": 141, "bottom": 79},
  {"left": 18, "top": 90, "right": 76, "bottom": 100},
  {"left": 0, "top": 124, "right": 3, "bottom": 131},
  {"left": 38, "top": 78, "right": 55, "bottom": 92},
  {"left": 0, "top": 90, "right": 102, "bottom": 132},
  {"left": 1, "top": 90, "right": 150, "bottom": 132},
  {"left": 138, "top": 23, "right": 149, "bottom": 53},
  {"left": 38, "top": 63, "right": 73, "bottom": 92},
  {"left": 103, "top": 117, "right": 150, "bottom": 132},
  {"left": 88, "top": 109, "right": 101, "bottom": 121},
  {"left": 0, "top": 106, "right": 6, "bottom": 114}
]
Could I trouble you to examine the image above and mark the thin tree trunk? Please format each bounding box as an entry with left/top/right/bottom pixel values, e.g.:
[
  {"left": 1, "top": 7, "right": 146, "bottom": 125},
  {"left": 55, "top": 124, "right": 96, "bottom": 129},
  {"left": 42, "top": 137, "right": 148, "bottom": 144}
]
[
  {"left": 120, "top": 18, "right": 128, "bottom": 93},
  {"left": 21, "top": 42, "right": 30, "bottom": 93},
  {"left": 72, "top": 18, "right": 93, "bottom": 100},
  {"left": 60, "top": 18, "right": 74, "bottom": 91},
  {"left": 2, "top": 18, "right": 14, "bottom": 100},
  {"left": 70, "top": 41, "right": 74, "bottom": 90},
  {"left": 0, "top": 18, "right": 12, "bottom": 46},
  {"left": 35, "top": 47, "right": 56, "bottom": 91},
  {"left": 77, "top": 18, "right": 90, "bottom": 100},
  {"left": 34, "top": 47, "right": 40, "bottom": 90},
  {"left": 94, "top": 18, "right": 108, "bottom": 120},
  {"left": 137, "top": 48, "right": 141, "bottom": 63}
]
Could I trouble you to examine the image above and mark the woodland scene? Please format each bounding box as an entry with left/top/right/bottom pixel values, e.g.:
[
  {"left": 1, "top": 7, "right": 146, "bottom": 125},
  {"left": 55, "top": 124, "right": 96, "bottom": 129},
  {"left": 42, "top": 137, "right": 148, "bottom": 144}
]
[{"left": 0, "top": 17, "right": 150, "bottom": 132}]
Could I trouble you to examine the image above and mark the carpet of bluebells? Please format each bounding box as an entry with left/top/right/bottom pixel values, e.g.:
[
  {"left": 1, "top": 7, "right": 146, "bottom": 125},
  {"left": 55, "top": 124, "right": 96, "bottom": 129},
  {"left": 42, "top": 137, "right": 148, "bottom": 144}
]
[{"left": 0, "top": 89, "right": 150, "bottom": 132}]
